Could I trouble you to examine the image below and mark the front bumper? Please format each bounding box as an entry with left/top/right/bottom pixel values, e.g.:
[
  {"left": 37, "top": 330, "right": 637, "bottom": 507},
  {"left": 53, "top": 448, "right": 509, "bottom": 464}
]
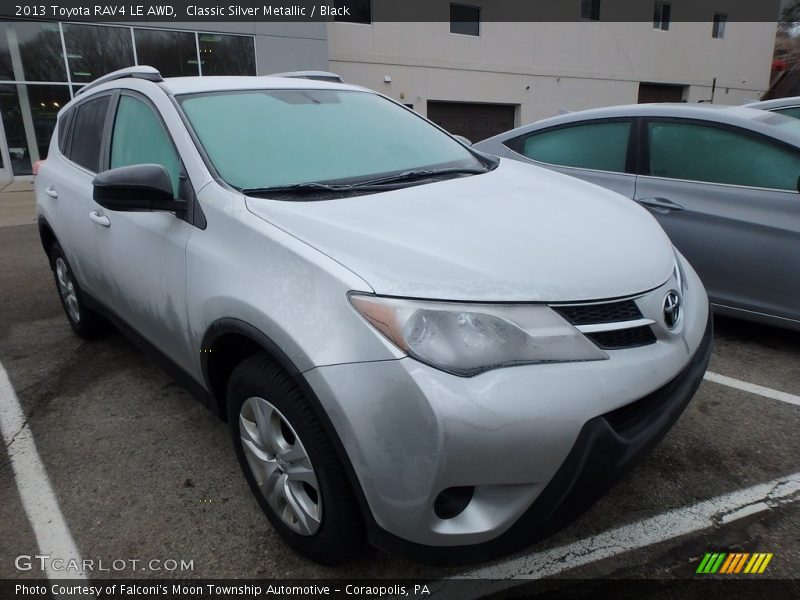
[
  {"left": 304, "top": 269, "right": 711, "bottom": 563},
  {"left": 383, "top": 310, "right": 712, "bottom": 564}
]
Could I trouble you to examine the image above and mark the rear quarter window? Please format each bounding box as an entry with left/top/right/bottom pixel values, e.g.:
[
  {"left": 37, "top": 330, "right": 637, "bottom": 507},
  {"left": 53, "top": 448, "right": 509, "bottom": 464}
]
[
  {"left": 67, "top": 95, "right": 110, "bottom": 172},
  {"left": 57, "top": 108, "right": 73, "bottom": 154}
]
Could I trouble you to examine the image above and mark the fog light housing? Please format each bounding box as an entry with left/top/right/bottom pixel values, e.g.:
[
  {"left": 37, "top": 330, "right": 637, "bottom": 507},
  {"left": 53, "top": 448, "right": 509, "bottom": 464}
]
[{"left": 434, "top": 486, "right": 474, "bottom": 519}]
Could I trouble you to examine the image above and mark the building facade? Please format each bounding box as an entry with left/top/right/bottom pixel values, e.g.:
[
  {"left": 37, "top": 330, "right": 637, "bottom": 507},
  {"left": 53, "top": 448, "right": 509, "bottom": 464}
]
[
  {"left": 0, "top": 20, "right": 327, "bottom": 182},
  {"left": 328, "top": 9, "right": 778, "bottom": 141}
]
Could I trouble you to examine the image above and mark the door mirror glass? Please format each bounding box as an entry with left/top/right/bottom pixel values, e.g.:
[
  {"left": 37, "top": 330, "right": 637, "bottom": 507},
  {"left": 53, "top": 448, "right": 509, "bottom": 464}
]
[{"left": 93, "top": 164, "right": 185, "bottom": 212}]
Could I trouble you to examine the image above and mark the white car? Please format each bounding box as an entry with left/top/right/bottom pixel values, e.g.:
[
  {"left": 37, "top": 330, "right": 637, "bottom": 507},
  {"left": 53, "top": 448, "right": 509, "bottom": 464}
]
[{"left": 36, "top": 66, "right": 711, "bottom": 565}]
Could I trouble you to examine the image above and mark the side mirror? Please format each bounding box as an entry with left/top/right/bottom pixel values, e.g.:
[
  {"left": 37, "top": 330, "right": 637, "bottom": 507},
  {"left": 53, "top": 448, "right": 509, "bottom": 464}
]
[
  {"left": 93, "top": 164, "right": 185, "bottom": 212},
  {"left": 454, "top": 135, "right": 473, "bottom": 146}
]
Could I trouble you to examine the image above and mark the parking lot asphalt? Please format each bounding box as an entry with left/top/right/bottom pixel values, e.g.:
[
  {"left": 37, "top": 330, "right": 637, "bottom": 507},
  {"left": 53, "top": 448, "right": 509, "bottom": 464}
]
[{"left": 1, "top": 220, "right": 798, "bottom": 584}]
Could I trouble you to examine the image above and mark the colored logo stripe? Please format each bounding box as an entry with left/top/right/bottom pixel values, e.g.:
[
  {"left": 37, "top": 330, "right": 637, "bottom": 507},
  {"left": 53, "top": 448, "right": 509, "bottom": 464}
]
[{"left": 696, "top": 552, "right": 773, "bottom": 574}]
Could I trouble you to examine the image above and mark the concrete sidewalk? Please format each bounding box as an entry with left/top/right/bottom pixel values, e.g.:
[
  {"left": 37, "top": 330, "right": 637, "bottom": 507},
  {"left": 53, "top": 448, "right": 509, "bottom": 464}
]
[{"left": 0, "top": 181, "right": 35, "bottom": 228}]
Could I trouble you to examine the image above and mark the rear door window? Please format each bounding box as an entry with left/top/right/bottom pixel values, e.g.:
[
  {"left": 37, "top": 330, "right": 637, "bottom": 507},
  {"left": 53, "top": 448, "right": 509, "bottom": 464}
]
[
  {"left": 647, "top": 120, "right": 800, "bottom": 191},
  {"left": 67, "top": 95, "right": 110, "bottom": 172},
  {"left": 508, "top": 121, "right": 632, "bottom": 173}
]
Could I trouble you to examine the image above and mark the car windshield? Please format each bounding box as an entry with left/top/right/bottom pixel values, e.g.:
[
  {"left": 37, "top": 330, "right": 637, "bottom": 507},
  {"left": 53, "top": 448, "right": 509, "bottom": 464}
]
[{"left": 178, "top": 89, "right": 486, "bottom": 192}]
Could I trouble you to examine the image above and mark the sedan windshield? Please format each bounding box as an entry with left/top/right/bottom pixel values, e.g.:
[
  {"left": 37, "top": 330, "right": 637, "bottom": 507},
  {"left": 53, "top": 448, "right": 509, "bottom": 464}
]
[{"left": 178, "top": 89, "right": 487, "bottom": 192}]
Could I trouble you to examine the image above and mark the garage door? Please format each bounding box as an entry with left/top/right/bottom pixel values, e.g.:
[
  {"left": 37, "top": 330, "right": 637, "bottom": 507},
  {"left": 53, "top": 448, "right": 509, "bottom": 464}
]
[
  {"left": 426, "top": 101, "right": 516, "bottom": 143},
  {"left": 638, "top": 83, "right": 686, "bottom": 103}
]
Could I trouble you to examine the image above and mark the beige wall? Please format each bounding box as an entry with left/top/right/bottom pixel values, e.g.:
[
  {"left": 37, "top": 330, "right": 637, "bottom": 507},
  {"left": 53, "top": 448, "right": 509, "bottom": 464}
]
[{"left": 328, "top": 21, "right": 777, "bottom": 124}]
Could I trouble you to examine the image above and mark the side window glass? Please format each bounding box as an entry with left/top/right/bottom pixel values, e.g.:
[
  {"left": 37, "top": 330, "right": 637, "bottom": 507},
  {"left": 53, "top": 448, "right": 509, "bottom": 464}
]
[
  {"left": 773, "top": 106, "right": 800, "bottom": 120},
  {"left": 512, "top": 121, "right": 631, "bottom": 173},
  {"left": 110, "top": 95, "right": 181, "bottom": 197},
  {"left": 57, "top": 108, "right": 73, "bottom": 154},
  {"left": 68, "top": 96, "right": 109, "bottom": 172},
  {"left": 648, "top": 121, "right": 800, "bottom": 191}
]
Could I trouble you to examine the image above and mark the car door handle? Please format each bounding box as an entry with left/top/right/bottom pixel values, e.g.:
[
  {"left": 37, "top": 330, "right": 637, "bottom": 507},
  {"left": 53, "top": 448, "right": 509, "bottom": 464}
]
[
  {"left": 44, "top": 185, "right": 58, "bottom": 199},
  {"left": 88, "top": 210, "right": 111, "bottom": 228},
  {"left": 636, "top": 197, "right": 684, "bottom": 213}
]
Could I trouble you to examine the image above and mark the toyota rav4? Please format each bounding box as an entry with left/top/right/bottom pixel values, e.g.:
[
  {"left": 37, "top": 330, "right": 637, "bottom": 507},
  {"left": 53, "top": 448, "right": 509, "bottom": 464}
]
[{"left": 35, "top": 66, "right": 712, "bottom": 565}]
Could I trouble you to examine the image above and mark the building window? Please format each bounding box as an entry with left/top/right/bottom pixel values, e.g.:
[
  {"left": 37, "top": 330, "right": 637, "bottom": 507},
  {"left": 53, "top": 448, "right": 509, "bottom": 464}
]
[
  {"left": 713, "top": 13, "right": 727, "bottom": 39},
  {"left": 335, "top": 0, "right": 371, "bottom": 24},
  {"left": 581, "top": 0, "right": 601, "bottom": 21},
  {"left": 451, "top": 4, "right": 480, "bottom": 36},
  {"left": 198, "top": 34, "right": 256, "bottom": 76},
  {"left": 8, "top": 22, "right": 67, "bottom": 82},
  {"left": 134, "top": 29, "right": 199, "bottom": 77},
  {"left": 63, "top": 24, "right": 135, "bottom": 84},
  {"left": 653, "top": 1, "right": 671, "bottom": 31}
]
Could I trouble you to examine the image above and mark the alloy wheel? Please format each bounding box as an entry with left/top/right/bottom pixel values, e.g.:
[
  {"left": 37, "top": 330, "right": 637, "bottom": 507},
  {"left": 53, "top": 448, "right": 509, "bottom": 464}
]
[{"left": 239, "top": 396, "right": 322, "bottom": 535}]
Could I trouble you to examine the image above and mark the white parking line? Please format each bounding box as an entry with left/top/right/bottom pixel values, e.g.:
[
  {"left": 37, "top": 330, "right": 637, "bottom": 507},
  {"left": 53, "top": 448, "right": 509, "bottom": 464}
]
[
  {"left": 0, "top": 362, "right": 86, "bottom": 580},
  {"left": 704, "top": 371, "right": 800, "bottom": 407},
  {"left": 439, "top": 471, "right": 800, "bottom": 596}
]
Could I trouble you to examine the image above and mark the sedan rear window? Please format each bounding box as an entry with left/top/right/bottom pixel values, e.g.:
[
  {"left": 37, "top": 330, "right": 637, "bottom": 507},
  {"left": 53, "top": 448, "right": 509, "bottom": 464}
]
[
  {"left": 511, "top": 121, "right": 631, "bottom": 173},
  {"left": 178, "top": 89, "right": 482, "bottom": 191}
]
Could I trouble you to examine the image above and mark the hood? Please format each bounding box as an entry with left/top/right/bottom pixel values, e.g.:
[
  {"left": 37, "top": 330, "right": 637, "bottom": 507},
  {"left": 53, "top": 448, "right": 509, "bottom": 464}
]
[{"left": 245, "top": 159, "right": 674, "bottom": 302}]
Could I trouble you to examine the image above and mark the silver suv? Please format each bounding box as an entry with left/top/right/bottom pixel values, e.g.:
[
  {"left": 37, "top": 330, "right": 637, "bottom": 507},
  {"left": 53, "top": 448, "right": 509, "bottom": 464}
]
[{"left": 36, "top": 67, "right": 712, "bottom": 565}]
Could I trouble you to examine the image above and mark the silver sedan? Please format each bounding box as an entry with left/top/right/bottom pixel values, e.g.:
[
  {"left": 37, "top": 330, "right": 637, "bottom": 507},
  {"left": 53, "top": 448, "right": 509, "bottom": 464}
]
[{"left": 475, "top": 104, "right": 800, "bottom": 331}]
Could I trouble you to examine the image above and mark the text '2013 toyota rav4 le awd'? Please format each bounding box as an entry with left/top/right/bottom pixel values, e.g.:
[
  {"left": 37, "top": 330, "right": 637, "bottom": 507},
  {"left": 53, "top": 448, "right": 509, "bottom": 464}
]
[{"left": 36, "top": 66, "right": 712, "bottom": 566}]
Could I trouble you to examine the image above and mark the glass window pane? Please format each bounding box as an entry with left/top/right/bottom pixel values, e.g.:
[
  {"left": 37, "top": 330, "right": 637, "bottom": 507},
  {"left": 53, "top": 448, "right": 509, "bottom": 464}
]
[
  {"left": 68, "top": 95, "right": 110, "bottom": 172},
  {"left": 27, "top": 85, "right": 71, "bottom": 160},
  {"left": 0, "top": 24, "right": 14, "bottom": 80},
  {"left": 773, "top": 106, "right": 800, "bottom": 120},
  {"left": 198, "top": 34, "right": 255, "bottom": 76},
  {"left": 179, "top": 90, "right": 482, "bottom": 190},
  {"left": 111, "top": 95, "right": 180, "bottom": 196},
  {"left": 63, "top": 24, "right": 135, "bottom": 84},
  {"left": 0, "top": 84, "right": 31, "bottom": 174},
  {"left": 12, "top": 22, "right": 67, "bottom": 81},
  {"left": 134, "top": 29, "right": 198, "bottom": 77},
  {"left": 450, "top": 4, "right": 480, "bottom": 36},
  {"left": 648, "top": 121, "right": 800, "bottom": 190},
  {"left": 518, "top": 121, "right": 631, "bottom": 172}
]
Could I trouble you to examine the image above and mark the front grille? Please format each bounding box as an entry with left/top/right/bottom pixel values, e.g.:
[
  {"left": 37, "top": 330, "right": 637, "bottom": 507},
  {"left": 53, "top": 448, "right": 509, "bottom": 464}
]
[
  {"left": 586, "top": 326, "right": 657, "bottom": 350},
  {"left": 551, "top": 300, "right": 642, "bottom": 326},
  {"left": 550, "top": 298, "right": 657, "bottom": 351}
]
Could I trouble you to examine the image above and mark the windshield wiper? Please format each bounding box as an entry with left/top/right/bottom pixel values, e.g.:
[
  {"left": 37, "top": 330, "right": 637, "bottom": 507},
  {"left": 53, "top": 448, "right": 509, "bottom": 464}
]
[
  {"left": 240, "top": 167, "right": 490, "bottom": 197},
  {"left": 241, "top": 182, "right": 350, "bottom": 196},
  {"left": 346, "top": 166, "right": 489, "bottom": 188}
]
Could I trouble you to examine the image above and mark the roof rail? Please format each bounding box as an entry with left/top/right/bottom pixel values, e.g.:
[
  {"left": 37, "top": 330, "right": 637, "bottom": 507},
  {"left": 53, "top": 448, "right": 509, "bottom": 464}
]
[
  {"left": 75, "top": 66, "right": 163, "bottom": 96},
  {"left": 267, "top": 70, "right": 343, "bottom": 83}
]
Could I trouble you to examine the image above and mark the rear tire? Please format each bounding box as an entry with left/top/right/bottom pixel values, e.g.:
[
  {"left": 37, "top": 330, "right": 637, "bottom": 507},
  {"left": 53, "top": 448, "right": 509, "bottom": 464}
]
[
  {"left": 227, "top": 352, "right": 365, "bottom": 565},
  {"left": 49, "top": 243, "right": 107, "bottom": 339}
]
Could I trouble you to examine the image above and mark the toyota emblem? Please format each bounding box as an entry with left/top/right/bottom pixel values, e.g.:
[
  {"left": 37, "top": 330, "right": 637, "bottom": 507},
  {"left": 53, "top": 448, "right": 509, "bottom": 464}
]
[{"left": 663, "top": 290, "right": 681, "bottom": 329}]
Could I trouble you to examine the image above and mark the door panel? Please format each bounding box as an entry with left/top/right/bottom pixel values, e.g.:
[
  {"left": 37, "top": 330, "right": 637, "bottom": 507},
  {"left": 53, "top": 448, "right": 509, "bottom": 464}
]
[
  {"left": 636, "top": 119, "right": 800, "bottom": 322},
  {"left": 91, "top": 92, "right": 194, "bottom": 373},
  {"left": 541, "top": 164, "right": 636, "bottom": 198},
  {"left": 634, "top": 177, "right": 800, "bottom": 321}
]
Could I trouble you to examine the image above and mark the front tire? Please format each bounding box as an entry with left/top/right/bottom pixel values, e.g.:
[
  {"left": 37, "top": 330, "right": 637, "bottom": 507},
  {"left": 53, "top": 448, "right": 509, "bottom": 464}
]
[
  {"left": 227, "top": 353, "right": 365, "bottom": 564},
  {"left": 49, "top": 243, "right": 107, "bottom": 339}
]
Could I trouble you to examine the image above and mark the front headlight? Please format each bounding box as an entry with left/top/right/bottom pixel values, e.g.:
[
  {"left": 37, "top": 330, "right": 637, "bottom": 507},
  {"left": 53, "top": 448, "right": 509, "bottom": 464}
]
[{"left": 349, "top": 294, "right": 607, "bottom": 376}]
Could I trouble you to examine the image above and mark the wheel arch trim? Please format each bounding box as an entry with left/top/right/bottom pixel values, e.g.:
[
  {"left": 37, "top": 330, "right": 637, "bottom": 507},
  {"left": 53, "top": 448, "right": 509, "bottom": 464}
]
[{"left": 199, "top": 317, "right": 380, "bottom": 529}]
